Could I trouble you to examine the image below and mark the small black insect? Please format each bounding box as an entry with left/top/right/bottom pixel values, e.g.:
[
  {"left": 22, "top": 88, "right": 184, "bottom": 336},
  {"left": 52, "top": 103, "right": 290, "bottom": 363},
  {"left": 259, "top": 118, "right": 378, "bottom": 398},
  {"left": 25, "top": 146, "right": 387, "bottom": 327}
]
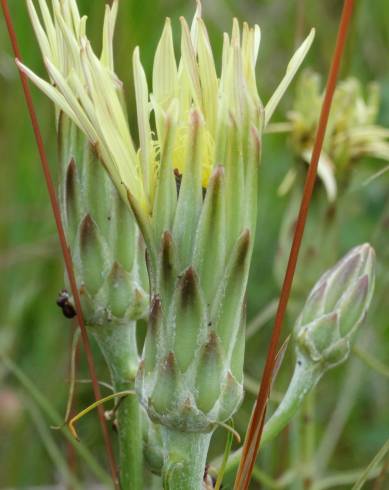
[{"left": 56, "top": 289, "right": 77, "bottom": 319}]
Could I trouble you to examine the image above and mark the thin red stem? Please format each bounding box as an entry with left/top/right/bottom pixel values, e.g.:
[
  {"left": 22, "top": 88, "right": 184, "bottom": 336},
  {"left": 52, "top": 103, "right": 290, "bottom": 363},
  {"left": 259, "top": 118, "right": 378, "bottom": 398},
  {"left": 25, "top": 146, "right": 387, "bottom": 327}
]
[
  {"left": 1, "top": 2, "right": 119, "bottom": 488},
  {"left": 235, "top": 1, "right": 356, "bottom": 488}
]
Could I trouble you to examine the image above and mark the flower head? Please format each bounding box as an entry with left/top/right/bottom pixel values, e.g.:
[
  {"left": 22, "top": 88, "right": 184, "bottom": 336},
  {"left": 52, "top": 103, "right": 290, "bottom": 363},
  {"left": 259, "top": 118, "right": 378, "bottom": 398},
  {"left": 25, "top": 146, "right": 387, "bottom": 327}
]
[
  {"left": 20, "top": 0, "right": 314, "bottom": 250},
  {"left": 22, "top": 0, "right": 315, "bottom": 432}
]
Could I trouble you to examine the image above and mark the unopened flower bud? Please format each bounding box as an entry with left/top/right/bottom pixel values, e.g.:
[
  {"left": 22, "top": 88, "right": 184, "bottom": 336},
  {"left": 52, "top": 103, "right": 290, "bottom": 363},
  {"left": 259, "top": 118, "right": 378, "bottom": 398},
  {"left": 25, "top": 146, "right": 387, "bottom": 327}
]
[
  {"left": 295, "top": 243, "right": 375, "bottom": 367},
  {"left": 261, "top": 245, "right": 376, "bottom": 446}
]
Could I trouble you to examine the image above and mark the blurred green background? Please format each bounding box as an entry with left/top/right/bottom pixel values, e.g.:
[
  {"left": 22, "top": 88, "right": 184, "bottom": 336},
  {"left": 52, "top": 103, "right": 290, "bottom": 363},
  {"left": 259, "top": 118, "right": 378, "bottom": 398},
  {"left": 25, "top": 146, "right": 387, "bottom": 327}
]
[{"left": 0, "top": 1, "right": 388, "bottom": 488}]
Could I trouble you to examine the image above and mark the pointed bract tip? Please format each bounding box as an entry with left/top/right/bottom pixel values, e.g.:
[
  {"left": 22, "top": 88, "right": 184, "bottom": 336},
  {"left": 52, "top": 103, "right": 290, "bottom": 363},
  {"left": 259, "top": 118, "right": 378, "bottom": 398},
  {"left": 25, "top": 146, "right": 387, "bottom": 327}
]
[
  {"left": 80, "top": 214, "right": 97, "bottom": 249},
  {"left": 179, "top": 267, "right": 198, "bottom": 306},
  {"left": 66, "top": 159, "right": 77, "bottom": 198},
  {"left": 108, "top": 261, "right": 125, "bottom": 281},
  {"left": 205, "top": 330, "right": 219, "bottom": 351},
  {"left": 190, "top": 108, "right": 203, "bottom": 128},
  {"left": 212, "top": 165, "right": 225, "bottom": 179},
  {"left": 150, "top": 294, "right": 162, "bottom": 327},
  {"left": 165, "top": 352, "right": 176, "bottom": 371},
  {"left": 133, "top": 46, "right": 140, "bottom": 59},
  {"left": 162, "top": 230, "right": 173, "bottom": 247},
  {"left": 235, "top": 229, "right": 251, "bottom": 267}
]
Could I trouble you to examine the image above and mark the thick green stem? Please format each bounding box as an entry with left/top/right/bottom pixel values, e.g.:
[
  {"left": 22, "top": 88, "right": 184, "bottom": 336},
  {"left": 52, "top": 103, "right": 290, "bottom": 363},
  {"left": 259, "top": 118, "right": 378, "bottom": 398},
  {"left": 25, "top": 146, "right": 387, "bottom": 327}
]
[
  {"left": 161, "top": 427, "right": 213, "bottom": 490},
  {"left": 290, "top": 415, "right": 303, "bottom": 490},
  {"left": 301, "top": 391, "right": 315, "bottom": 488},
  {"left": 263, "top": 358, "right": 320, "bottom": 442},
  {"left": 93, "top": 322, "right": 143, "bottom": 490}
]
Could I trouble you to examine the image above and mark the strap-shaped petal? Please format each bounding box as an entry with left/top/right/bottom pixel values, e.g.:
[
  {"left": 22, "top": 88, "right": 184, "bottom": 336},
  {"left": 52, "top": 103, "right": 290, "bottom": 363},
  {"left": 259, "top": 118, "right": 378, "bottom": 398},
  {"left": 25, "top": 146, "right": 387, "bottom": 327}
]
[
  {"left": 153, "top": 18, "right": 178, "bottom": 137},
  {"left": 133, "top": 47, "right": 154, "bottom": 198},
  {"left": 197, "top": 18, "right": 218, "bottom": 135}
]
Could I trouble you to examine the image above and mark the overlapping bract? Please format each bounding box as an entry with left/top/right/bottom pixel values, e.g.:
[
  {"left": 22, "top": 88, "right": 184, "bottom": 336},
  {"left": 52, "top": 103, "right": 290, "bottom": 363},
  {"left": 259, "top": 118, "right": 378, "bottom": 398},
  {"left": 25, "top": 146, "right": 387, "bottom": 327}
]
[
  {"left": 58, "top": 115, "right": 148, "bottom": 325},
  {"left": 22, "top": 0, "right": 315, "bottom": 433}
]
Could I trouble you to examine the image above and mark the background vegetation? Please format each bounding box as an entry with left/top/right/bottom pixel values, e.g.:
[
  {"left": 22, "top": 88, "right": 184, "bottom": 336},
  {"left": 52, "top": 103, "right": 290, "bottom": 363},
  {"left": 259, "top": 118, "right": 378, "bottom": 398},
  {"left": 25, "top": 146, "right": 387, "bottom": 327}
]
[{"left": 0, "top": 0, "right": 388, "bottom": 488}]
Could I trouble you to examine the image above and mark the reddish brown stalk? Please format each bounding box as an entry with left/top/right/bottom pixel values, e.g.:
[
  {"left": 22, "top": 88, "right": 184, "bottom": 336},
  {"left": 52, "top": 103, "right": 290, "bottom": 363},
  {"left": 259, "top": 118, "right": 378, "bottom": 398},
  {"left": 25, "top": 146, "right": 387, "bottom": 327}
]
[
  {"left": 235, "top": 1, "right": 356, "bottom": 488},
  {"left": 1, "top": 2, "right": 119, "bottom": 488}
]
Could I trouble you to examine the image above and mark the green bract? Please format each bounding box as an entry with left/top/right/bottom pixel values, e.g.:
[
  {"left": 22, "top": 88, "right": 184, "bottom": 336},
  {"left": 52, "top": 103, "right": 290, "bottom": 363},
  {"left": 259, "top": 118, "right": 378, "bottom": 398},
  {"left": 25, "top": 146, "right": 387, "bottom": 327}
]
[{"left": 59, "top": 116, "right": 148, "bottom": 326}]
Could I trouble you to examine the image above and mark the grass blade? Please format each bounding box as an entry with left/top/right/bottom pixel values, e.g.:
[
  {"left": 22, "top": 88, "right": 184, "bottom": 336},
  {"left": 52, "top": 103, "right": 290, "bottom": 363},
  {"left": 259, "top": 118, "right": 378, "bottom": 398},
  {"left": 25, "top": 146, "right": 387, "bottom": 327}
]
[
  {"left": 1, "top": 355, "right": 112, "bottom": 487},
  {"left": 351, "top": 438, "right": 389, "bottom": 490}
]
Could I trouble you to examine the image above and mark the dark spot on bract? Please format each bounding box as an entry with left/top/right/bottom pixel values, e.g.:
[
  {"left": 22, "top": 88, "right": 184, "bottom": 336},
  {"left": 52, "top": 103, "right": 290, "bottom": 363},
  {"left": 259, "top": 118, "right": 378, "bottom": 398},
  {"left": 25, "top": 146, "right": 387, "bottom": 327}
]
[{"left": 174, "top": 168, "right": 182, "bottom": 197}]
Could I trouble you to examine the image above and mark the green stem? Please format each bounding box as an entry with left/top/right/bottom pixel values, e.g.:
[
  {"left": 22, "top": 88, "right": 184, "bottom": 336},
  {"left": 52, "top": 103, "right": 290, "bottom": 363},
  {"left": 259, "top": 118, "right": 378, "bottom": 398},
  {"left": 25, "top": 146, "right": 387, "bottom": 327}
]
[
  {"left": 261, "top": 358, "right": 320, "bottom": 447},
  {"left": 93, "top": 322, "right": 143, "bottom": 490},
  {"left": 161, "top": 427, "right": 213, "bottom": 490},
  {"left": 353, "top": 345, "right": 389, "bottom": 379},
  {"left": 290, "top": 415, "right": 304, "bottom": 490},
  {"left": 351, "top": 437, "right": 389, "bottom": 490},
  {"left": 25, "top": 398, "right": 83, "bottom": 490},
  {"left": 301, "top": 391, "right": 315, "bottom": 488},
  {"left": 212, "top": 357, "right": 321, "bottom": 482},
  {"left": 311, "top": 466, "right": 383, "bottom": 490}
]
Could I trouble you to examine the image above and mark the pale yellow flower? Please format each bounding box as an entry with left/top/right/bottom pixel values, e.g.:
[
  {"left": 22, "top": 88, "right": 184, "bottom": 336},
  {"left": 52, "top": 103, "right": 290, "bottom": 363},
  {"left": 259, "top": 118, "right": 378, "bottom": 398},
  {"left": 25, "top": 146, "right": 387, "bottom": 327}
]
[{"left": 19, "top": 0, "right": 314, "bottom": 227}]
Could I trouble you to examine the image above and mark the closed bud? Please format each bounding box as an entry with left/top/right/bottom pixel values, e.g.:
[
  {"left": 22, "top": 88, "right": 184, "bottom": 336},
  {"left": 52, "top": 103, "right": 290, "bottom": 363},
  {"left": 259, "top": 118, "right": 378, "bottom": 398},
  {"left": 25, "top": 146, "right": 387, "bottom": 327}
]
[
  {"left": 295, "top": 243, "right": 375, "bottom": 367},
  {"left": 143, "top": 411, "right": 164, "bottom": 474},
  {"left": 261, "top": 245, "right": 376, "bottom": 445},
  {"left": 218, "top": 371, "right": 244, "bottom": 422}
]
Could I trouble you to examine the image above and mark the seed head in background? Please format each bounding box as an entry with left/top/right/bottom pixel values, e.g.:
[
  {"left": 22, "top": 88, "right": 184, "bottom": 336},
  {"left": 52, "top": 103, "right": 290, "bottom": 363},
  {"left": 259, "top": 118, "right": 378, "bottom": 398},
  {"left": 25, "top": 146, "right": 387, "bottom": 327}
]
[{"left": 278, "top": 70, "right": 389, "bottom": 201}]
